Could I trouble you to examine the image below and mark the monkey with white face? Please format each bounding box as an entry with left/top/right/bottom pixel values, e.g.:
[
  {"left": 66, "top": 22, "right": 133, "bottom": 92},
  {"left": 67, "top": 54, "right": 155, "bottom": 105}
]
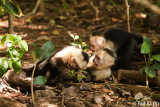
[
  {"left": 89, "top": 28, "right": 143, "bottom": 70},
  {"left": 26, "top": 46, "right": 89, "bottom": 84},
  {"left": 48, "top": 46, "right": 89, "bottom": 81},
  {"left": 85, "top": 48, "right": 115, "bottom": 81}
]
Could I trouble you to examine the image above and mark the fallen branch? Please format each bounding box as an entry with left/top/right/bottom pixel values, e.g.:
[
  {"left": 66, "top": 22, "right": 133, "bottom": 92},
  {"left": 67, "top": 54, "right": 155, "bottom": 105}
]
[
  {"left": 116, "top": 69, "right": 160, "bottom": 88},
  {"left": 134, "top": 0, "right": 160, "bottom": 14}
]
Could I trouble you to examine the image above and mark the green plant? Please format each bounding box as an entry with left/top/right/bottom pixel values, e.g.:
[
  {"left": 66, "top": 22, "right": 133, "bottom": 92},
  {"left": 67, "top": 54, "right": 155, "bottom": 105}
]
[
  {"left": 141, "top": 36, "right": 160, "bottom": 87},
  {"left": 69, "top": 31, "right": 89, "bottom": 51},
  {"left": 0, "top": 0, "right": 23, "bottom": 17},
  {"left": 0, "top": 34, "right": 28, "bottom": 77},
  {"left": 68, "top": 32, "right": 89, "bottom": 82},
  {"left": 68, "top": 69, "right": 87, "bottom": 83},
  {"left": 30, "top": 41, "right": 54, "bottom": 104}
]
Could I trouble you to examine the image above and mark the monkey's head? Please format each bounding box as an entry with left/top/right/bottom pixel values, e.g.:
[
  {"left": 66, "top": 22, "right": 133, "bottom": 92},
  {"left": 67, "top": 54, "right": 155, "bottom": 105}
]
[
  {"left": 68, "top": 51, "right": 89, "bottom": 70},
  {"left": 93, "top": 48, "right": 115, "bottom": 70},
  {"left": 90, "top": 36, "right": 106, "bottom": 52}
]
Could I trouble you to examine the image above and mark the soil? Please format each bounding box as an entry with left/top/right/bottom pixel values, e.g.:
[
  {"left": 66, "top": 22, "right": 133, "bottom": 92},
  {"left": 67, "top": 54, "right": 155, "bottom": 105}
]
[{"left": 0, "top": 0, "right": 160, "bottom": 107}]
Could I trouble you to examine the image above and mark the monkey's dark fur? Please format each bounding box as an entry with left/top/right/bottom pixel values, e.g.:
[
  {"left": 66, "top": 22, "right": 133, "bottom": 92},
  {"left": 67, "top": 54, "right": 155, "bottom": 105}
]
[{"left": 93, "top": 28, "right": 143, "bottom": 70}]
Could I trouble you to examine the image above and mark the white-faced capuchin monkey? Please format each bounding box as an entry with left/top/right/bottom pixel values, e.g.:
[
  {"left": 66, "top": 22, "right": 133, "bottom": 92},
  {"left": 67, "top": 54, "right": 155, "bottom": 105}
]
[
  {"left": 48, "top": 46, "right": 89, "bottom": 81},
  {"left": 85, "top": 48, "right": 115, "bottom": 81},
  {"left": 89, "top": 28, "right": 143, "bottom": 70},
  {"left": 23, "top": 46, "right": 89, "bottom": 84}
]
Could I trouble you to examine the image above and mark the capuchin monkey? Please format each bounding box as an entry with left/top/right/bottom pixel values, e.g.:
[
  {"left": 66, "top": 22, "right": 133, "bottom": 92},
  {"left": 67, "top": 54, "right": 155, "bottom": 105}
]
[
  {"left": 85, "top": 48, "right": 115, "bottom": 81},
  {"left": 89, "top": 28, "right": 143, "bottom": 70},
  {"left": 25, "top": 46, "right": 89, "bottom": 84},
  {"left": 48, "top": 46, "right": 89, "bottom": 82}
]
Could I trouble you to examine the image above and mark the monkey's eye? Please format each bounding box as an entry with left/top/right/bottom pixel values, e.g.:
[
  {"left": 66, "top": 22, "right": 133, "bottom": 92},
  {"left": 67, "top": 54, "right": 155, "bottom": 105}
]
[{"left": 95, "top": 56, "right": 101, "bottom": 61}]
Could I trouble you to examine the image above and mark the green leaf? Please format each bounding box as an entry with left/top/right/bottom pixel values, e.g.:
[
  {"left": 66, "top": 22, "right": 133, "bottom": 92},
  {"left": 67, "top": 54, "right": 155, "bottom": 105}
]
[
  {"left": 141, "top": 41, "right": 151, "bottom": 54},
  {"left": 141, "top": 66, "right": 146, "bottom": 75},
  {"left": 145, "top": 66, "right": 156, "bottom": 78},
  {"left": 82, "top": 74, "right": 87, "bottom": 79},
  {"left": 151, "top": 63, "right": 160, "bottom": 70},
  {"left": 33, "top": 76, "right": 47, "bottom": 85},
  {"left": 3, "top": 1, "right": 17, "bottom": 17},
  {"left": 11, "top": 0, "right": 23, "bottom": 17},
  {"left": 68, "top": 70, "right": 75, "bottom": 77},
  {"left": 8, "top": 34, "right": 16, "bottom": 42},
  {"left": 3, "top": 0, "right": 23, "bottom": 17},
  {"left": 82, "top": 46, "right": 89, "bottom": 50},
  {"left": 12, "top": 60, "right": 21, "bottom": 73},
  {"left": 31, "top": 51, "right": 37, "bottom": 62},
  {"left": 18, "top": 49, "right": 25, "bottom": 59},
  {"left": 9, "top": 48, "right": 20, "bottom": 60},
  {"left": 31, "top": 43, "right": 40, "bottom": 60},
  {"left": 1, "top": 35, "right": 7, "bottom": 45},
  {"left": 40, "top": 41, "right": 54, "bottom": 60},
  {"left": 0, "top": 58, "right": 8, "bottom": 77},
  {"left": 152, "top": 54, "right": 160, "bottom": 62},
  {"left": 7, "top": 59, "right": 12, "bottom": 69},
  {"left": 19, "top": 40, "right": 28, "bottom": 51},
  {"left": 9, "top": 48, "right": 19, "bottom": 56},
  {"left": 141, "top": 36, "right": 152, "bottom": 54},
  {"left": 77, "top": 73, "right": 82, "bottom": 82},
  {"left": 14, "top": 35, "right": 22, "bottom": 44}
]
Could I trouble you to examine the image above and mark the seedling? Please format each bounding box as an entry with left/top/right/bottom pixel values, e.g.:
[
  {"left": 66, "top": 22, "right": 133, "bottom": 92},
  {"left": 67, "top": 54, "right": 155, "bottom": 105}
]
[
  {"left": 30, "top": 41, "right": 54, "bottom": 104},
  {"left": 68, "top": 31, "right": 89, "bottom": 51},
  {"left": 141, "top": 36, "right": 160, "bottom": 87}
]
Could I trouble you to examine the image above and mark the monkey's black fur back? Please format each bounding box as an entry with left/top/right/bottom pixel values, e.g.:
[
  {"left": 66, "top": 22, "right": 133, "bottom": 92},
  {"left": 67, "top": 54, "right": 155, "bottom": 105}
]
[{"left": 103, "top": 28, "right": 143, "bottom": 70}]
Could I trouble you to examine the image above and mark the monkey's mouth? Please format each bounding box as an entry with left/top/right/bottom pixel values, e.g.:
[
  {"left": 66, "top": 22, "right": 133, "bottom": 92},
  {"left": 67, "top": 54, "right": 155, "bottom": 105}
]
[{"left": 94, "top": 63, "right": 99, "bottom": 68}]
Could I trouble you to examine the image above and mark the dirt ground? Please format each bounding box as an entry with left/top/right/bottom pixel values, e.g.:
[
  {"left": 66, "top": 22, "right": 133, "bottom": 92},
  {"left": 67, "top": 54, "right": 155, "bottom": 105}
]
[{"left": 0, "top": 0, "right": 160, "bottom": 107}]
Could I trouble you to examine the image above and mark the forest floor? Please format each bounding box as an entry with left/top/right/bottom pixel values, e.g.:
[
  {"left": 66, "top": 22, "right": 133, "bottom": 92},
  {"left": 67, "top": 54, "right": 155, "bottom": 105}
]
[{"left": 0, "top": 0, "right": 160, "bottom": 107}]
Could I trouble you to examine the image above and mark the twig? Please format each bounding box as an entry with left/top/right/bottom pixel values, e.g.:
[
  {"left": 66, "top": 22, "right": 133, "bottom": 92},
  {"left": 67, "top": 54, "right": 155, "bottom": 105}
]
[
  {"left": 87, "top": 0, "right": 99, "bottom": 20},
  {"left": 28, "top": 36, "right": 51, "bottom": 45},
  {"left": 31, "top": 62, "right": 37, "bottom": 105},
  {"left": 25, "top": 0, "right": 41, "bottom": 17},
  {"left": 132, "top": 0, "right": 136, "bottom": 28},
  {"left": 61, "top": 87, "right": 64, "bottom": 107},
  {"left": 0, "top": 78, "right": 19, "bottom": 93},
  {"left": 135, "top": 0, "right": 160, "bottom": 15},
  {"left": 125, "top": 0, "right": 131, "bottom": 32}
]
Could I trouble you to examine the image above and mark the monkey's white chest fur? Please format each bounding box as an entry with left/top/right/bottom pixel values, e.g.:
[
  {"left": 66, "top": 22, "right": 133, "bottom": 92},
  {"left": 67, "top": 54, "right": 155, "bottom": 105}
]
[{"left": 92, "top": 69, "right": 111, "bottom": 81}]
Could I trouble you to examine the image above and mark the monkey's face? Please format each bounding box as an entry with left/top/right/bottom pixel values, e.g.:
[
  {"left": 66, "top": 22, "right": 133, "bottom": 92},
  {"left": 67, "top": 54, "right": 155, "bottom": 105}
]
[
  {"left": 68, "top": 52, "right": 88, "bottom": 70},
  {"left": 93, "top": 50, "right": 115, "bottom": 70},
  {"left": 68, "top": 58, "right": 79, "bottom": 70},
  {"left": 90, "top": 36, "right": 106, "bottom": 52}
]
